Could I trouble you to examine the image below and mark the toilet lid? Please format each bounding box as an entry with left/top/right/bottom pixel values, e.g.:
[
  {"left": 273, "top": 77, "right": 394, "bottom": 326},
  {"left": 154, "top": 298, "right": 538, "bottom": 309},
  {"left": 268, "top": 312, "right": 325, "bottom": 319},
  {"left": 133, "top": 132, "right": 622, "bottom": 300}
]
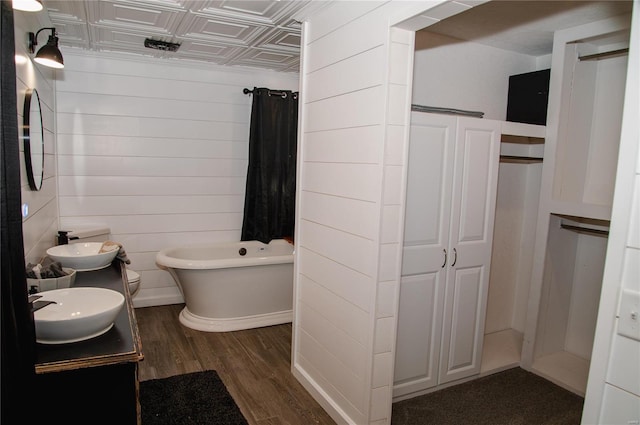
[{"left": 126, "top": 269, "right": 140, "bottom": 283}]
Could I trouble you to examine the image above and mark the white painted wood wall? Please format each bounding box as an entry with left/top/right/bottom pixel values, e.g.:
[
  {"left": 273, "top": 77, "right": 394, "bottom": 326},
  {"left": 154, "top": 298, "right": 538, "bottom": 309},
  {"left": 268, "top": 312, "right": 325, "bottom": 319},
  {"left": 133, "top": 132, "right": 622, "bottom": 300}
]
[
  {"left": 56, "top": 50, "right": 299, "bottom": 307},
  {"left": 14, "top": 9, "right": 59, "bottom": 266},
  {"left": 293, "top": 2, "right": 419, "bottom": 423}
]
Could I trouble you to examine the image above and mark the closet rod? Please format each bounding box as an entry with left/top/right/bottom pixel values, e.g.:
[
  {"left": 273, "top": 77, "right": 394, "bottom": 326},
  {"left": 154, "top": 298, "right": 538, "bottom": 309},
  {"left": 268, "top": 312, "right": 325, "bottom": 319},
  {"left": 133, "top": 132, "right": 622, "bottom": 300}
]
[
  {"left": 578, "top": 48, "right": 629, "bottom": 61},
  {"left": 243, "top": 88, "right": 298, "bottom": 99},
  {"left": 560, "top": 223, "right": 609, "bottom": 237},
  {"left": 499, "top": 155, "right": 543, "bottom": 164}
]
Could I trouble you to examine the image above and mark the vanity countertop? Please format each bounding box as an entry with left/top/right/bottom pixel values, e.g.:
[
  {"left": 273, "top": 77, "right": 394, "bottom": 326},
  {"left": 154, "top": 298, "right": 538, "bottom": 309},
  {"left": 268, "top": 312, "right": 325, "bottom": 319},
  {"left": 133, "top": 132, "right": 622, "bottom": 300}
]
[{"left": 34, "top": 261, "right": 143, "bottom": 374}]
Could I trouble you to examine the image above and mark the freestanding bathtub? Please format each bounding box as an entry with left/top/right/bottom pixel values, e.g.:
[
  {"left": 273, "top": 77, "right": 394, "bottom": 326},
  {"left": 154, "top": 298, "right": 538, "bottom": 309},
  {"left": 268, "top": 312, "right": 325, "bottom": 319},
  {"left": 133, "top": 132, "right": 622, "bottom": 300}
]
[{"left": 156, "top": 239, "right": 294, "bottom": 332}]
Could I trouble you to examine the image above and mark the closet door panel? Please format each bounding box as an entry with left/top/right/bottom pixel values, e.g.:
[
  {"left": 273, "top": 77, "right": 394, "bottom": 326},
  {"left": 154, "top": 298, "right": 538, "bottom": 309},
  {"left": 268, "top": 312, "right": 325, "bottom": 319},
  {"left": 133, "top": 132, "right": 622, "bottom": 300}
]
[
  {"left": 440, "top": 265, "right": 487, "bottom": 384},
  {"left": 395, "top": 112, "right": 454, "bottom": 397},
  {"left": 397, "top": 114, "right": 499, "bottom": 395},
  {"left": 450, "top": 118, "right": 500, "bottom": 249},
  {"left": 440, "top": 118, "right": 499, "bottom": 384},
  {"left": 402, "top": 112, "right": 455, "bottom": 276},
  {"left": 393, "top": 273, "right": 445, "bottom": 396}
]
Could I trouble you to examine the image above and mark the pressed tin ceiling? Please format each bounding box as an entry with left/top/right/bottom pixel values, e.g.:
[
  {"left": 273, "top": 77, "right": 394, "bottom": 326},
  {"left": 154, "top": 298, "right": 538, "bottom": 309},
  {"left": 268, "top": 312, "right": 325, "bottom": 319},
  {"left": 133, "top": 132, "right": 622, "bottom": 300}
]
[
  {"left": 40, "top": 1, "right": 634, "bottom": 72},
  {"left": 41, "top": 0, "right": 326, "bottom": 72}
]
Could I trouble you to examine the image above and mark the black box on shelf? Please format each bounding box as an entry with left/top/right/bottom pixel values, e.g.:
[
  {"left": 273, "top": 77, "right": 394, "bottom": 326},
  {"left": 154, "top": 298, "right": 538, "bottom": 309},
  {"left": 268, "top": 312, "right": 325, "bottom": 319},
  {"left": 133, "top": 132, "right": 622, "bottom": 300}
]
[{"left": 506, "top": 69, "right": 551, "bottom": 125}]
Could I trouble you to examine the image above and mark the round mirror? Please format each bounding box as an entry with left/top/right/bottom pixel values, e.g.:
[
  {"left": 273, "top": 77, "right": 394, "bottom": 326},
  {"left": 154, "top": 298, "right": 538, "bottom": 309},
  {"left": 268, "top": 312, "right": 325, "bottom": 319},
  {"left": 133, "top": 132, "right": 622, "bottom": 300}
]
[{"left": 23, "top": 88, "right": 44, "bottom": 191}]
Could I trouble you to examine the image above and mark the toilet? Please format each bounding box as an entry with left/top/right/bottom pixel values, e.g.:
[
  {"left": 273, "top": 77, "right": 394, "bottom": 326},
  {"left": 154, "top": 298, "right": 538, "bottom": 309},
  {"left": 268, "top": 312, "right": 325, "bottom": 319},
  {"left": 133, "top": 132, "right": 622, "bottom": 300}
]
[
  {"left": 125, "top": 269, "right": 140, "bottom": 297},
  {"left": 62, "top": 225, "right": 141, "bottom": 297}
]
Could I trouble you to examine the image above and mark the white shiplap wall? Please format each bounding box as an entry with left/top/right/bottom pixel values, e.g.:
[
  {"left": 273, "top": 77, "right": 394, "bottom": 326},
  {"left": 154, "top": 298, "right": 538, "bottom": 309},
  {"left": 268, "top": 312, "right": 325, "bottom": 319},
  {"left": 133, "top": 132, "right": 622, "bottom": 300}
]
[
  {"left": 292, "top": 1, "right": 431, "bottom": 423},
  {"left": 294, "top": 3, "right": 395, "bottom": 423},
  {"left": 56, "top": 50, "right": 299, "bottom": 307},
  {"left": 371, "top": 27, "right": 415, "bottom": 424},
  {"left": 14, "top": 10, "right": 59, "bottom": 267}
]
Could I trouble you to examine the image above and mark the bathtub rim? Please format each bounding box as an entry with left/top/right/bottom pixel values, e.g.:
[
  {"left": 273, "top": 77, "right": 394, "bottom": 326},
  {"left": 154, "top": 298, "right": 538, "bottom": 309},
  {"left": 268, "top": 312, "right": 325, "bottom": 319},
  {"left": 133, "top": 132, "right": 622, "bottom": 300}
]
[{"left": 156, "top": 239, "right": 294, "bottom": 270}]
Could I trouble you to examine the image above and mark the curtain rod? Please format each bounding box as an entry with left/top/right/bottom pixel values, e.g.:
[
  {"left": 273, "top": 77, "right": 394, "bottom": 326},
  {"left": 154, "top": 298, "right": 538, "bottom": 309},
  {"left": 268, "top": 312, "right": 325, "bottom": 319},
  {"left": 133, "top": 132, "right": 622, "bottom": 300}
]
[{"left": 243, "top": 88, "right": 298, "bottom": 99}]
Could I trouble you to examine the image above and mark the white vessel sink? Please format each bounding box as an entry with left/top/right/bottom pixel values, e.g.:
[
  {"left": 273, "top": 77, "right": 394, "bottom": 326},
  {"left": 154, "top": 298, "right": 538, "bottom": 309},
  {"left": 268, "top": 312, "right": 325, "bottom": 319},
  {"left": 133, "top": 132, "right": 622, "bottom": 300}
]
[
  {"left": 33, "top": 287, "right": 125, "bottom": 344},
  {"left": 47, "top": 242, "right": 118, "bottom": 271}
]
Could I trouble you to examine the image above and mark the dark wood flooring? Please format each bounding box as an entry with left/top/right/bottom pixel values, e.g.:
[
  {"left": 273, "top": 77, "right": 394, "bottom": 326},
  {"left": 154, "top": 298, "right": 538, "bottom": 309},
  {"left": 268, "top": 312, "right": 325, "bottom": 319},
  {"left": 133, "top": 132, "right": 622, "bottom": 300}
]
[
  {"left": 136, "top": 304, "right": 585, "bottom": 425},
  {"left": 134, "top": 304, "right": 336, "bottom": 425}
]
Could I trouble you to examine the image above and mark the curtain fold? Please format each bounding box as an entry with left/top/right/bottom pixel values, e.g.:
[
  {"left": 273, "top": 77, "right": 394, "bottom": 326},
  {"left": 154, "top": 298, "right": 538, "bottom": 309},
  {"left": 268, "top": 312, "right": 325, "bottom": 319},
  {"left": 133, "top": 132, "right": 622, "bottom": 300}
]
[
  {"left": 1, "top": 2, "right": 36, "bottom": 422},
  {"left": 241, "top": 87, "right": 298, "bottom": 244}
]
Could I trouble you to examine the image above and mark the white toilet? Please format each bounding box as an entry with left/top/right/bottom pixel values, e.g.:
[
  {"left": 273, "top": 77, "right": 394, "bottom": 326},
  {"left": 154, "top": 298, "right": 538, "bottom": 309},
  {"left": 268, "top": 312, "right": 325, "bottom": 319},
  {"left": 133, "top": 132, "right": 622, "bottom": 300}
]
[
  {"left": 61, "top": 225, "right": 141, "bottom": 297},
  {"left": 125, "top": 269, "right": 140, "bottom": 297}
]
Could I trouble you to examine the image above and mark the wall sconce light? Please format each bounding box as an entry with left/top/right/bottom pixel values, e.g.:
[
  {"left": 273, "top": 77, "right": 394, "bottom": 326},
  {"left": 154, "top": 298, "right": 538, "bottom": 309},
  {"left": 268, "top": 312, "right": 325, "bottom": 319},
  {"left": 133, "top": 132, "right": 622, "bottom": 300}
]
[
  {"left": 28, "top": 27, "right": 64, "bottom": 69},
  {"left": 12, "top": 0, "right": 43, "bottom": 12}
]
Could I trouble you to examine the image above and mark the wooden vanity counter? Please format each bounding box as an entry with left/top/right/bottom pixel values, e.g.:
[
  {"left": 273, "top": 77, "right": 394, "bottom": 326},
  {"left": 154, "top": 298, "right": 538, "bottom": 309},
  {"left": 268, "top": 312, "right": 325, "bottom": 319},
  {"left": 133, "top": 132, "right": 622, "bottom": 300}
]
[
  {"left": 33, "top": 261, "right": 143, "bottom": 424},
  {"left": 34, "top": 261, "right": 143, "bottom": 372}
]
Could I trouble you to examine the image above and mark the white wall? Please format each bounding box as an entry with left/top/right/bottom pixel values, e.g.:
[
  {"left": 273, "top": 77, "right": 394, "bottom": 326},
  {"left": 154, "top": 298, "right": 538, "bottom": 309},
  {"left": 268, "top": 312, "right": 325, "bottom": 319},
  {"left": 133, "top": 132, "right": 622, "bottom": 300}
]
[
  {"left": 55, "top": 50, "right": 298, "bottom": 307},
  {"left": 14, "top": 9, "right": 59, "bottom": 267},
  {"left": 294, "top": 2, "right": 413, "bottom": 424},
  {"left": 412, "top": 31, "right": 539, "bottom": 120}
]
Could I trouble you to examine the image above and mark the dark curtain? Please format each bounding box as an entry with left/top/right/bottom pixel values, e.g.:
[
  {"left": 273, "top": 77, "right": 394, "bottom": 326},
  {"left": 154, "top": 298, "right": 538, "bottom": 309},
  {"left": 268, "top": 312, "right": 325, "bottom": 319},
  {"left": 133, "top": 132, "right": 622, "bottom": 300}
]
[
  {"left": 1, "top": 1, "right": 36, "bottom": 422},
  {"left": 241, "top": 87, "right": 298, "bottom": 244}
]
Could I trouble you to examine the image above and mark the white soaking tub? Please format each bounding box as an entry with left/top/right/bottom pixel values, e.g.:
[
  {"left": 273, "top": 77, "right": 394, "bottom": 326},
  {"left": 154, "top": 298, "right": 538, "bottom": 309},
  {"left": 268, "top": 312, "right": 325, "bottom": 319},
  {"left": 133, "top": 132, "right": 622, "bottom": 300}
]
[{"left": 156, "top": 239, "right": 294, "bottom": 332}]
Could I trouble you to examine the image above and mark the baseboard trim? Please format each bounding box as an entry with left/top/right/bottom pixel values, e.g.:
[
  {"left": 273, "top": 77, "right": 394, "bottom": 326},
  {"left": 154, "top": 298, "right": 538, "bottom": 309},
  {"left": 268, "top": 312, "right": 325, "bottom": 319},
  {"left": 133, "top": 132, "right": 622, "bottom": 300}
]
[
  {"left": 292, "top": 363, "right": 355, "bottom": 425},
  {"left": 132, "top": 294, "right": 183, "bottom": 308}
]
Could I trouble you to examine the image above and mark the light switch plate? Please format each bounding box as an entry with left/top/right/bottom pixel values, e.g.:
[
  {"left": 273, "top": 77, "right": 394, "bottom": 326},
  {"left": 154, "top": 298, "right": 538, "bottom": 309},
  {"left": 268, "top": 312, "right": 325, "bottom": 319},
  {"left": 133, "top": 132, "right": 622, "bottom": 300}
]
[{"left": 618, "top": 289, "right": 640, "bottom": 341}]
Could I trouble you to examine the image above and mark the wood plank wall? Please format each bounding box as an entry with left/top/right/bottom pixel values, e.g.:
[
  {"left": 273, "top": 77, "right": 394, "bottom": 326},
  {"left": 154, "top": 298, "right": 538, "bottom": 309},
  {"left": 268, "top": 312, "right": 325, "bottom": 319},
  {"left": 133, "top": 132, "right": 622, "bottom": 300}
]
[
  {"left": 293, "top": 3, "right": 415, "bottom": 424},
  {"left": 15, "top": 10, "right": 59, "bottom": 266},
  {"left": 56, "top": 50, "right": 299, "bottom": 307}
]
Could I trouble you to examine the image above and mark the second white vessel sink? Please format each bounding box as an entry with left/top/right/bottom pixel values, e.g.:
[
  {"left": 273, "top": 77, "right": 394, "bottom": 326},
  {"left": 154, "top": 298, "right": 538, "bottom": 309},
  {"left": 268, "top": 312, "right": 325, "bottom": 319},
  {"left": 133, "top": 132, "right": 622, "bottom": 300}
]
[{"left": 46, "top": 242, "right": 118, "bottom": 271}]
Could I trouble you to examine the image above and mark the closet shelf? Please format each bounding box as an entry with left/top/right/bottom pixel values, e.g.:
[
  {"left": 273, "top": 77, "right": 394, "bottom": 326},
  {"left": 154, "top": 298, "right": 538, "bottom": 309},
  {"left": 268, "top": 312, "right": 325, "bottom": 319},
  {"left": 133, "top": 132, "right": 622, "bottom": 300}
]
[
  {"left": 500, "top": 155, "right": 543, "bottom": 164},
  {"left": 501, "top": 134, "right": 545, "bottom": 145}
]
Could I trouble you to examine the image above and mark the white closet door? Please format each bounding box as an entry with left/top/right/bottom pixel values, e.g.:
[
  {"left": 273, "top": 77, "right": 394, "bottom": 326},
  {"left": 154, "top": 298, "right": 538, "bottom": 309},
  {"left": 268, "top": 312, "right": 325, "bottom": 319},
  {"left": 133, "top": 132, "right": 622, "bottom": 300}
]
[
  {"left": 394, "top": 274, "right": 446, "bottom": 395},
  {"left": 394, "top": 112, "right": 455, "bottom": 396},
  {"left": 439, "top": 117, "right": 500, "bottom": 384},
  {"left": 402, "top": 112, "right": 456, "bottom": 275}
]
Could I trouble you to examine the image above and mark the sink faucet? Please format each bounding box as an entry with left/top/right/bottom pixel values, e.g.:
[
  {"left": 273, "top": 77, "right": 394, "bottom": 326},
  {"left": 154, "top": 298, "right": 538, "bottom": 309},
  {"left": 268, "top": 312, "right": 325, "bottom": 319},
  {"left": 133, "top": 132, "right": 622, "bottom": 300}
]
[
  {"left": 56, "top": 231, "right": 79, "bottom": 245},
  {"left": 28, "top": 295, "right": 56, "bottom": 313}
]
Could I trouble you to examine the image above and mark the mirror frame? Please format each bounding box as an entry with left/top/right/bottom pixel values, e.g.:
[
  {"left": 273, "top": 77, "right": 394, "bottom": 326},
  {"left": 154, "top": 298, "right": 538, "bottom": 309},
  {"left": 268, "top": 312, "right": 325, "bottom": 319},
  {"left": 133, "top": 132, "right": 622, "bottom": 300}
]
[{"left": 23, "top": 88, "right": 44, "bottom": 191}]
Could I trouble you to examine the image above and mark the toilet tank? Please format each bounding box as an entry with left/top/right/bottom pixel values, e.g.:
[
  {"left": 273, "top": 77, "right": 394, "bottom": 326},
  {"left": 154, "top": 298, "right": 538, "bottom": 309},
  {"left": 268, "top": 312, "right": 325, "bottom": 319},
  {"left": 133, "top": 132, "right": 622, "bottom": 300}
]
[{"left": 64, "top": 225, "right": 111, "bottom": 243}]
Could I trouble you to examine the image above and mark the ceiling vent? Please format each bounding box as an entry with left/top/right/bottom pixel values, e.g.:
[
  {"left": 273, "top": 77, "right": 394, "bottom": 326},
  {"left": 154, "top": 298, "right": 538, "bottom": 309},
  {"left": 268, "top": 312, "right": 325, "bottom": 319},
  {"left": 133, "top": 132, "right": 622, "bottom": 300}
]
[{"left": 144, "top": 38, "right": 181, "bottom": 52}]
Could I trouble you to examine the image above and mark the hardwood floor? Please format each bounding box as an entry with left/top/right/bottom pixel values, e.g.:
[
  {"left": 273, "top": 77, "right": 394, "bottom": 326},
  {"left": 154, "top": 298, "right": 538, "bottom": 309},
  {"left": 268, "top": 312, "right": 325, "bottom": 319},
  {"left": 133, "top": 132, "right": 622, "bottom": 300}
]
[{"left": 134, "top": 304, "right": 336, "bottom": 425}]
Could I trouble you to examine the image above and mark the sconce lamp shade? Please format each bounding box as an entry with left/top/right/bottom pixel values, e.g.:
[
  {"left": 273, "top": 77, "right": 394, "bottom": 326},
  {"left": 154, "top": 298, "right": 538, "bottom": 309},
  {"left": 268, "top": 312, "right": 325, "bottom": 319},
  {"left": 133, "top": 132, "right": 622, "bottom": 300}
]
[
  {"left": 12, "top": 0, "right": 43, "bottom": 12},
  {"left": 34, "top": 37, "right": 64, "bottom": 69},
  {"left": 28, "top": 28, "right": 64, "bottom": 69}
]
